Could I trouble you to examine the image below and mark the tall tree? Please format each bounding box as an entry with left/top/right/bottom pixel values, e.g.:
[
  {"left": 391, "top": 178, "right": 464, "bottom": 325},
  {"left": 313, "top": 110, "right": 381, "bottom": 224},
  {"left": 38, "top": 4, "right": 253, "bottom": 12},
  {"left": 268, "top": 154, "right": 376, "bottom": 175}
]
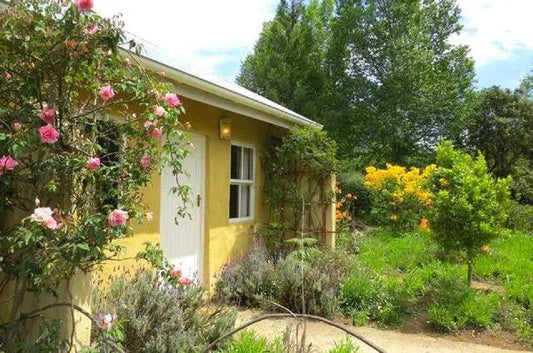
[
  {"left": 327, "top": 0, "right": 475, "bottom": 164},
  {"left": 466, "top": 87, "right": 533, "bottom": 203},
  {"left": 237, "top": 0, "right": 334, "bottom": 123}
]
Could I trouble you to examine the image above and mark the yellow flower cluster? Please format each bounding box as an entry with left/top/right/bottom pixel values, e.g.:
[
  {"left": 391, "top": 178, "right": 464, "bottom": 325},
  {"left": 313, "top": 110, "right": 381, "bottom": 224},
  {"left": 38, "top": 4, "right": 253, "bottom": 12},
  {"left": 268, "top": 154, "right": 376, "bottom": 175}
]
[{"left": 364, "top": 164, "right": 436, "bottom": 225}]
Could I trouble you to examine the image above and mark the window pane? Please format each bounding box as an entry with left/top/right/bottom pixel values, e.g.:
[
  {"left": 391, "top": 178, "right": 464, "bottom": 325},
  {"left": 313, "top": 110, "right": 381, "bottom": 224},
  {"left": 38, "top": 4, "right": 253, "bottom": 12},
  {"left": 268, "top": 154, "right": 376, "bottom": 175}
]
[
  {"left": 239, "top": 184, "right": 251, "bottom": 217},
  {"left": 230, "top": 145, "right": 241, "bottom": 179},
  {"left": 229, "top": 184, "right": 239, "bottom": 218},
  {"left": 242, "top": 147, "right": 253, "bottom": 181}
]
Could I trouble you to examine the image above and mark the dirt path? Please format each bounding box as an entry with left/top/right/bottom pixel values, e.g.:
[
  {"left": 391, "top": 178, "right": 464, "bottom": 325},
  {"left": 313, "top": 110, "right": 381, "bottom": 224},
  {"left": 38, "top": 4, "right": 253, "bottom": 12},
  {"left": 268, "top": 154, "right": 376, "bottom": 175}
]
[{"left": 235, "top": 309, "right": 530, "bottom": 353}]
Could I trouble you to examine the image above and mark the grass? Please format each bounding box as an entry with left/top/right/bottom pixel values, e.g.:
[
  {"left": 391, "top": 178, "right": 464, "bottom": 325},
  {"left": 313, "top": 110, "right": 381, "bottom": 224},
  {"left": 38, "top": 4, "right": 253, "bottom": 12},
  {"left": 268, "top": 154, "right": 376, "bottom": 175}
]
[
  {"left": 339, "top": 229, "right": 533, "bottom": 344},
  {"left": 222, "top": 331, "right": 358, "bottom": 353}
]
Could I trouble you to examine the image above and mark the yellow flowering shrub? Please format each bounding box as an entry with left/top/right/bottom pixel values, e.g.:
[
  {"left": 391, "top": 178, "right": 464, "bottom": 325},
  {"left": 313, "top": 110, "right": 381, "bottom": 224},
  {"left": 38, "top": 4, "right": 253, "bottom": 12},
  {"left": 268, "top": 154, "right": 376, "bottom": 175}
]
[{"left": 364, "top": 163, "right": 436, "bottom": 229}]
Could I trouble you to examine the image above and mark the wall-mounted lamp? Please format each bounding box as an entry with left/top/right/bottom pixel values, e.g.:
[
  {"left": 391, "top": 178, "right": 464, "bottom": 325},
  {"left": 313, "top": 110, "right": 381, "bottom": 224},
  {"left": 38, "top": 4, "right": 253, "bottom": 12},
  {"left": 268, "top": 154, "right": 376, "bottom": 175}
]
[{"left": 219, "top": 117, "right": 232, "bottom": 140}]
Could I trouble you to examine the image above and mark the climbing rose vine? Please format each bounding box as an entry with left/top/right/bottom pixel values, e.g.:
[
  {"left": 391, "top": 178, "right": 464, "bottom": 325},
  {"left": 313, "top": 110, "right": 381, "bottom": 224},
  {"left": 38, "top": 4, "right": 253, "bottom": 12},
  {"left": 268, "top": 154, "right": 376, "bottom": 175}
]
[{"left": 0, "top": 0, "right": 190, "bottom": 345}]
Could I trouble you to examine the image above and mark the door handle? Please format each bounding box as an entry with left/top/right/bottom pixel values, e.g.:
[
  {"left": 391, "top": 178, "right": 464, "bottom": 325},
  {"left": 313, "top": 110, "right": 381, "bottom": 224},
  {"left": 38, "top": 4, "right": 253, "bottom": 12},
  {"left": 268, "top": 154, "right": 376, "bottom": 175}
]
[{"left": 196, "top": 194, "right": 201, "bottom": 207}]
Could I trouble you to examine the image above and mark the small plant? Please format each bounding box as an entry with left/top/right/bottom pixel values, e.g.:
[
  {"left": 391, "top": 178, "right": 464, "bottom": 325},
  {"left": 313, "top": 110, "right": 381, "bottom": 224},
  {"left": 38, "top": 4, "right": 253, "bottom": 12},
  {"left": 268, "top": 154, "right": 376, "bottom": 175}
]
[
  {"left": 427, "top": 290, "right": 499, "bottom": 332},
  {"left": 93, "top": 269, "right": 236, "bottom": 353},
  {"left": 364, "top": 163, "right": 435, "bottom": 229},
  {"left": 329, "top": 339, "right": 359, "bottom": 353},
  {"left": 215, "top": 242, "right": 349, "bottom": 318},
  {"left": 428, "top": 141, "right": 512, "bottom": 286}
]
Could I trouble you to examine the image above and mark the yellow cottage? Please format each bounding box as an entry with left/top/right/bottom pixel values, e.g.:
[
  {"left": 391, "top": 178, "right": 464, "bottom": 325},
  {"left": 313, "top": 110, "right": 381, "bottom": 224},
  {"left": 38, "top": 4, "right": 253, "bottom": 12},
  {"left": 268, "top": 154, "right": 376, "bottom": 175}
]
[{"left": 96, "top": 40, "right": 335, "bottom": 289}]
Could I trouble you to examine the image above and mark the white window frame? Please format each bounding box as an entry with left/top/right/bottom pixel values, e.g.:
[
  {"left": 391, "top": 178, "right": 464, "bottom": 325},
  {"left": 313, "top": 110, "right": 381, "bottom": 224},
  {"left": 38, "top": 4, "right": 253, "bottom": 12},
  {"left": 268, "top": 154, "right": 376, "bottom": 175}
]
[{"left": 229, "top": 141, "right": 256, "bottom": 223}]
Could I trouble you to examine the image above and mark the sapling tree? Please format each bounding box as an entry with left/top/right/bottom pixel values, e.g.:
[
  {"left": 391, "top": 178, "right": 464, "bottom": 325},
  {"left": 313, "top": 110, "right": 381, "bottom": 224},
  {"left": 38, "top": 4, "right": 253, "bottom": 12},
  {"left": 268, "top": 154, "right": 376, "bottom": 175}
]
[
  {"left": 428, "top": 141, "right": 511, "bottom": 286},
  {"left": 0, "top": 0, "right": 189, "bottom": 347}
]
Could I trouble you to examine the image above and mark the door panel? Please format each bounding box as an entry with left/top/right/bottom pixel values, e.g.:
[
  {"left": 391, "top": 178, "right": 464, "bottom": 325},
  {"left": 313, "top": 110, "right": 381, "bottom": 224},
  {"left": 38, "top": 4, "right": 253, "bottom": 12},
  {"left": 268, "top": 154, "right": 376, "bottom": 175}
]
[{"left": 160, "top": 134, "right": 205, "bottom": 282}]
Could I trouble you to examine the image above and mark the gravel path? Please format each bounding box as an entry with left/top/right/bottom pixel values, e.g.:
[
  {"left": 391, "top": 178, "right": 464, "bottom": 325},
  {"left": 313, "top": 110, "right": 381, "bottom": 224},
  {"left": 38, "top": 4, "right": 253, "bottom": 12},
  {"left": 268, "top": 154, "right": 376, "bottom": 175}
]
[{"left": 235, "top": 309, "right": 529, "bottom": 353}]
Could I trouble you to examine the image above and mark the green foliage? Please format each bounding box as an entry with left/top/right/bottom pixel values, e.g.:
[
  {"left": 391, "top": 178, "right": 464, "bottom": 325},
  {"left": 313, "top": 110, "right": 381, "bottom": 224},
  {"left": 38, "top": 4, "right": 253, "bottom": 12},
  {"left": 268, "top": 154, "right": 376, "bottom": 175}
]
[
  {"left": 0, "top": 0, "right": 188, "bottom": 296},
  {"left": 328, "top": 339, "right": 359, "bottom": 353},
  {"left": 215, "top": 242, "right": 349, "bottom": 318},
  {"left": 237, "top": 0, "right": 334, "bottom": 123},
  {"left": 222, "top": 331, "right": 358, "bottom": 353},
  {"left": 506, "top": 202, "right": 533, "bottom": 232},
  {"left": 337, "top": 165, "right": 372, "bottom": 221},
  {"left": 428, "top": 290, "right": 499, "bottom": 332},
  {"left": 466, "top": 87, "right": 533, "bottom": 183},
  {"left": 340, "top": 228, "right": 533, "bottom": 344},
  {"left": 262, "top": 127, "right": 337, "bottom": 250},
  {"left": 327, "top": 0, "right": 474, "bottom": 163},
  {"left": 92, "top": 270, "right": 236, "bottom": 353},
  {"left": 223, "top": 331, "right": 285, "bottom": 353},
  {"left": 429, "top": 141, "right": 512, "bottom": 285}
]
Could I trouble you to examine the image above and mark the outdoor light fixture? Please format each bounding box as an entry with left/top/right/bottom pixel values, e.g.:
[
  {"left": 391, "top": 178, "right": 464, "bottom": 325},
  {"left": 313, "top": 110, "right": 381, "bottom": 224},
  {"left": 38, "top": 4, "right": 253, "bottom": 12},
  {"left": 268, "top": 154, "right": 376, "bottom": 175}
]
[{"left": 219, "top": 117, "right": 232, "bottom": 140}]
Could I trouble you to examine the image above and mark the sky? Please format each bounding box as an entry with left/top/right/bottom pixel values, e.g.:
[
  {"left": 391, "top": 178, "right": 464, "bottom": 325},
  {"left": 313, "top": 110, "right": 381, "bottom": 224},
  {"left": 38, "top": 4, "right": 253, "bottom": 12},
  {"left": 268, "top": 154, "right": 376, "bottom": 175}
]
[{"left": 94, "top": 0, "right": 533, "bottom": 90}]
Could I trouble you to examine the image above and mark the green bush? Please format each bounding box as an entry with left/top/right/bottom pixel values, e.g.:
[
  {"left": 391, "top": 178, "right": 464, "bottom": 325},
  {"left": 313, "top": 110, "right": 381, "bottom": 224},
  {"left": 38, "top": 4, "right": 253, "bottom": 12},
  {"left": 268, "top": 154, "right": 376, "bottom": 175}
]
[
  {"left": 216, "top": 243, "right": 349, "bottom": 318},
  {"left": 92, "top": 270, "right": 236, "bottom": 353},
  {"left": 506, "top": 202, "right": 533, "bottom": 232},
  {"left": 222, "top": 331, "right": 359, "bottom": 353},
  {"left": 341, "top": 268, "right": 408, "bottom": 327},
  {"left": 223, "top": 331, "right": 284, "bottom": 353},
  {"left": 428, "top": 290, "right": 499, "bottom": 332},
  {"left": 429, "top": 141, "right": 512, "bottom": 286}
]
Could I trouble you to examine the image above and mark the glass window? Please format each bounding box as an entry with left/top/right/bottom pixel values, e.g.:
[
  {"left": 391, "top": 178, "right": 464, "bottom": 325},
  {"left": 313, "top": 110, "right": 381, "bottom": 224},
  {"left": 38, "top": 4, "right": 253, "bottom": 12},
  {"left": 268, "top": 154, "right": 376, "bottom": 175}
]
[{"left": 229, "top": 144, "right": 254, "bottom": 220}]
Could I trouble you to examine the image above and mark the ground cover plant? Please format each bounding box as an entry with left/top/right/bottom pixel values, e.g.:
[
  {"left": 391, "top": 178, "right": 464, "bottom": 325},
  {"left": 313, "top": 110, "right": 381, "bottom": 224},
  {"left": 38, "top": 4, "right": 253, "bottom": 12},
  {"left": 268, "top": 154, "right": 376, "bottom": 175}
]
[
  {"left": 221, "top": 331, "right": 359, "bottom": 353},
  {"left": 338, "top": 228, "right": 533, "bottom": 344}
]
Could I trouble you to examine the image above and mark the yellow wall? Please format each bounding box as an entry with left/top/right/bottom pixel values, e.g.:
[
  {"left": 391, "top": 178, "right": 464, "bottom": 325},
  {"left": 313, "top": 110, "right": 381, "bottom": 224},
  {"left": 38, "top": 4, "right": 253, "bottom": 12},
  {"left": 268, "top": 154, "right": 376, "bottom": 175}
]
[{"left": 97, "top": 97, "right": 285, "bottom": 288}]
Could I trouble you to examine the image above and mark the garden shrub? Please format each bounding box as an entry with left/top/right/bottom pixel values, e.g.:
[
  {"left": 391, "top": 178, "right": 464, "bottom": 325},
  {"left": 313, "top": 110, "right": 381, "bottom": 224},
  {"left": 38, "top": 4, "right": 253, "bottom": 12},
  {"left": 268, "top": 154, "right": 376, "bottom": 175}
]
[
  {"left": 364, "top": 164, "right": 435, "bottom": 229},
  {"left": 92, "top": 269, "right": 236, "bottom": 353},
  {"left": 428, "top": 289, "right": 499, "bottom": 332},
  {"left": 428, "top": 141, "right": 511, "bottom": 286},
  {"left": 341, "top": 267, "right": 409, "bottom": 327},
  {"left": 506, "top": 202, "right": 533, "bottom": 233},
  {"left": 0, "top": 0, "right": 190, "bottom": 347},
  {"left": 215, "top": 242, "right": 348, "bottom": 318}
]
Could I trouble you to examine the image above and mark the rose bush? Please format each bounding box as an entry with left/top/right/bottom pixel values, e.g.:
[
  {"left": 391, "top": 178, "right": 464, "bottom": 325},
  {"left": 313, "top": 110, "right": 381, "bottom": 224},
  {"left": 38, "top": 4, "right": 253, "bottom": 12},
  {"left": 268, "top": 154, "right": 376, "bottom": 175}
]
[{"left": 0, "top": 0, "right": 190, "bottom": 348}]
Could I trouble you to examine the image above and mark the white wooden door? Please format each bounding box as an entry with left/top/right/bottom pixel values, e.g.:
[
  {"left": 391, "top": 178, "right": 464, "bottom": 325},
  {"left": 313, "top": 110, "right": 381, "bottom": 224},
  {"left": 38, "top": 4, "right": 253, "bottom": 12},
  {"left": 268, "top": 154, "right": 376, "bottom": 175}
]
[{"left": 160, "top": 134, "right": 205, "bottom": 282}]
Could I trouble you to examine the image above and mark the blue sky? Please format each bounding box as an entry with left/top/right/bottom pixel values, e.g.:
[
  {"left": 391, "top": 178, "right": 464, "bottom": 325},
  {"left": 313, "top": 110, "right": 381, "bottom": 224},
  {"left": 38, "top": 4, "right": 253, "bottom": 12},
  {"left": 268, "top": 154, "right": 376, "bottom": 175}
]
[{"left": 96, "top": 0, "right": 533, "bottom": 90}]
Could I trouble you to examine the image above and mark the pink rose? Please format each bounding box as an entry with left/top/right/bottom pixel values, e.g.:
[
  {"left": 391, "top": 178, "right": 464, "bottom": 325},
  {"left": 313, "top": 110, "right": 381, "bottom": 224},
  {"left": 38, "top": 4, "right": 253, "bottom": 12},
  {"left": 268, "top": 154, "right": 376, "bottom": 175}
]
[
  {"left": 153, "top": 106, "right": 166, "bottom": 117},
  {"left": 149, "top": 128, "right": 163, "bottom": 138},
  {"left": 87, "top": 157, "right": 101, "bottom": 170},
  {"left": 44, "top": 217, "right": 58, "bottom": 230},
  {"left": 76, "top": 0, "right": 93, "bottom": 12},
  {"left": 0, "top": 155, "right": 19, "bottom": 172},
  {"left": 145, "top": 212, "right": 154, "bottom": 222},
  {"left": 144, "top": 120, "right": 157, "bottom": 129},
  {"left": 39, "top": 124, "right": 59, "bottom": 144},
  {"left": 40, "top": 104, "right": 57, "bottom": 124},
  {"left": 170, "top": 269, "right": 181, "bottom": 278},
  {"left": 140, "top": 154, "right": 152, "bottom": 169},
  {"left": 13, "top": 122, "right": 22, "bottom": 131},
  {"left": 179, "top": 277, "right": 192, "bottom": 286},
  {"left": 85, "top": 23, "right": 100, "bottom": 35},
  {"left": 99, "top": 85, "right": 115, "bottom": 101},
  {"left": 31, "top": 207, "right": 58, "bottom": 230},
  {"left": 164, "top": 93, "right": 181, "bottom": 107},
  {"left": 144, "top": 120, "right": 163, "bottom": 139},
  {"left": 108, "top": 209, "right": 129, "bottom": 227}
]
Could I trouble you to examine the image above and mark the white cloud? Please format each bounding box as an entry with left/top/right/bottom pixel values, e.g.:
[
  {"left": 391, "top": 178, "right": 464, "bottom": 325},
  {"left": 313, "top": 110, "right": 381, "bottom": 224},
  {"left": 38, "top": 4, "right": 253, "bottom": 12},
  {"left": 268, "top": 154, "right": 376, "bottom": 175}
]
[
  {"left": 93, "top": 0, "right": 277, "bottom": 81},
  {"left": 452, "top": 0, "right": 533, "bottom": 66}
]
